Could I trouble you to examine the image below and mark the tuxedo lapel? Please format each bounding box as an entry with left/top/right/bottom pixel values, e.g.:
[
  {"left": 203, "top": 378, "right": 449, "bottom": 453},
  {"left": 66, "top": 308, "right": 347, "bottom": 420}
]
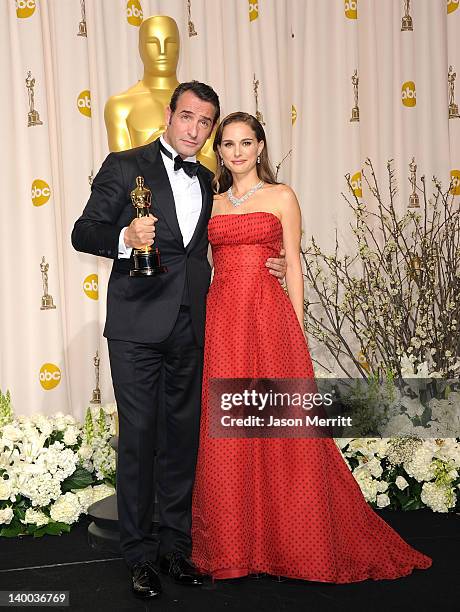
[
  {"left": 137, "top": 140, "right": 183, "bottom": 247},
  {"left": 186, "top": 167, "right": 213, "bottom": 253}
]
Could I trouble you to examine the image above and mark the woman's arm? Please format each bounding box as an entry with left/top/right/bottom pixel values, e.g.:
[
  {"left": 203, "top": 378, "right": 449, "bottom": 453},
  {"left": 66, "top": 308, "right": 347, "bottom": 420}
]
[{"left": 279, "top": 186, "right": 304, "bottom": 330}]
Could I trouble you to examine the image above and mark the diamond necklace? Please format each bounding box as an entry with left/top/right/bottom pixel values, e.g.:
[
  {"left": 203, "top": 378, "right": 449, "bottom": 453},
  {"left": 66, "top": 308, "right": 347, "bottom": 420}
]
[{"left": 227, "top": 181, "right": 264, "bottom": 207}]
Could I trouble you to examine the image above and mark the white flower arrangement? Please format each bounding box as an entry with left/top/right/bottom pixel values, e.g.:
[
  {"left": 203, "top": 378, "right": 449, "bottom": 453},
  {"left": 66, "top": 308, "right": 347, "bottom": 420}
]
[
  {"left": 336, "top": 436, "right": 460, "bottom": 513},
  {"left": 0, "top": 390, "right": 116, "bottom": 537}
]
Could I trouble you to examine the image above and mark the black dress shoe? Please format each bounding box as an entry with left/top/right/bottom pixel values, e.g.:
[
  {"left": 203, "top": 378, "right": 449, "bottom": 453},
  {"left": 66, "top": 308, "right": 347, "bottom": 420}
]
[
  {"left": 159, "top": 552, "right": 205, "bottom": 586},
  {"left": 131, "top": 560, "right": 162, "bottom": 599}
]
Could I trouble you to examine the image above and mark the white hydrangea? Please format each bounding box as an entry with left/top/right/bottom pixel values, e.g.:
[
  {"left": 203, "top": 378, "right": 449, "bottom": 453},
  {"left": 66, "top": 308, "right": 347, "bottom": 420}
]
[
  {"left": 49, "top": 492, "right": 82, "bottom": 525},
  {"left": 75, "top": 487, "right": 95, "bottom": 513},
  {"left": 366, "top": 456, "right": 383, "bottom": 479},
  {"left": 421, "top": 482, "right": 456, "bottom": 513},
  {"left": 404, "top": 443, "right": 437, "bottom": 482},
  {"left": 20, "top": 472, "right": 61, "bottom": 507},
  {"left": 23, "top": 508, "right": 49, "bottom": 527},
  {"left": 0, "top": 507, "right": 14, "bottom": 525},
  {"left": 395, "top": 475, "right": 409, "bottom": 490}
]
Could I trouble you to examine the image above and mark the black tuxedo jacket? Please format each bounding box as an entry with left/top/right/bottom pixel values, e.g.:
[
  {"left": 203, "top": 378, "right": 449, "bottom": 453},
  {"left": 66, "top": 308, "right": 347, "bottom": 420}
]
[{"left": 71, "top": 139, "right": 213, "bottom": 346}]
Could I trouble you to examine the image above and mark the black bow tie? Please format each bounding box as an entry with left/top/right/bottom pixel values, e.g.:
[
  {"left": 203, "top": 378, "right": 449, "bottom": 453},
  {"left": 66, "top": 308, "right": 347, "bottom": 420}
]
[{"left": 159, "top": 140, "right": 200, "bottom": 178}]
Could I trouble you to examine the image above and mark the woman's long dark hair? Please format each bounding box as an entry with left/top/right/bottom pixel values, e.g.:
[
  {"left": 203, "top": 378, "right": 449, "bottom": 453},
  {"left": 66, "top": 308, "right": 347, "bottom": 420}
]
[{"left": 212, "top": 112, "right": 279, "bottom": 193}]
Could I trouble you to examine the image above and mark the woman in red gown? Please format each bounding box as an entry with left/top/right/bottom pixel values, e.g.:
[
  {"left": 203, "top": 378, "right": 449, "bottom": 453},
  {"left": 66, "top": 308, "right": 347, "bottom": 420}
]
[{"left": 191, "top": 112, "right": 431, "bottom": 582}]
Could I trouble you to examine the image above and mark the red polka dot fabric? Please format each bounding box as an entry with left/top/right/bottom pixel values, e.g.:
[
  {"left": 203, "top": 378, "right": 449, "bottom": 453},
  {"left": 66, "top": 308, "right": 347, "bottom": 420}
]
[{"left": 191, "top": 212, "right": 431, "bottom": 582}]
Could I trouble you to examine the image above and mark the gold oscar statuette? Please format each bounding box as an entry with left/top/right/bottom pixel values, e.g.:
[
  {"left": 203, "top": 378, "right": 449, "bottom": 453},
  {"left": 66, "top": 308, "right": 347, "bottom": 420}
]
[
  {"left": 26, "top": 71, "right": 43, "bottom": 127},
  {"left": 40, "top": 256, "right": 56, "bottom": 310},
  {"left": 401, "top": 0, "right": 413, "bottom": 31},
  {"left": 448, "top": 66, "right": 460, "bottom": 119},
  {"left": 350, "top": 70, "right": 360, "bottom": 122},
  {"left": 104, "top": 15, "right": 215, "bottom": 171},
  {"left": 253, "top": 74, "right": 265, "bottom": 126},
  {"left": 90, "top": 350, "right": 101, "bottom": 404},
  {"left": 408, "top": 157, "right": 420, "bottom": 208},
  {"left": 350, "top": 70, "right": 359, "bottom": 123},
  {"left": 130, "top": 176, "right": 167, "bottom": 277},
  {"left": 77, "top": 0, "right": 87, "bottom": 37},
  {"left": 187, "top": 0, "right": 197, "bottom": 37}
]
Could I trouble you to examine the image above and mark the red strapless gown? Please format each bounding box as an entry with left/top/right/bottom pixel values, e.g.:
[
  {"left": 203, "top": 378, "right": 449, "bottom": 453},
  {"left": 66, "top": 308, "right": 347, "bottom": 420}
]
[{"left": 191, "top": 212, "right": 431, "bottom": 582}]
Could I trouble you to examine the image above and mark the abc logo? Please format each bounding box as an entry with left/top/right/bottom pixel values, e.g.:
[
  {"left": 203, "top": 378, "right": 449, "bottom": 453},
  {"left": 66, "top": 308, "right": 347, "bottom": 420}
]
[
  {"left": 77, "top": 90, "right": 91, "bottom": 117},
  {"left": 447, "top": 0, "right": 459, "bottom": 14},
  {"left": 401, "top": 81, "right": 416, "bottom": 107},
  {"left": 291, "top": 104, "right": 297, "bottom": 126},
  {"left": 450, "top": 170, "right": 460, "bottom": 195},
  {"left": 31, "top": 179, "right": 51, "bottom": 206},
  {"left": 39, "top": 363, "right": 61, "bottom": 390},
  {"left": 344, "top": 0, "right": 358, "bottom": 19},
  {"left": 126, "top": 0, "right": 143, "bottom": 26},
  {"left": 16, "top": 0, "right": 35, "bottom": 18},
  {"left": 249, "top": 2, "right": 259, "bottom": 21},
  {"left": 83, "top": 274, "right": 99, "bottom": 300},
  {"left": 351, "top": 171, "right": 362, "bottom": 197}
]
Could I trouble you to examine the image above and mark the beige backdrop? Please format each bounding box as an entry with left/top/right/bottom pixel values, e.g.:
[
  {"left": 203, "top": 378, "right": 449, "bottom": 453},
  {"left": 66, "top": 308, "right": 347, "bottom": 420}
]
[{"left": 1, "top": 0, "right": 459, "bottom": 418}]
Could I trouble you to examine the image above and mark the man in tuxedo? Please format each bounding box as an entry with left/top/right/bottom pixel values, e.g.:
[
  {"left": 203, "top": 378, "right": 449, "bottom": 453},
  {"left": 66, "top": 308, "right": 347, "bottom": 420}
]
[{"left": 72, "top": 81, "right": 285, "bottom": 600}]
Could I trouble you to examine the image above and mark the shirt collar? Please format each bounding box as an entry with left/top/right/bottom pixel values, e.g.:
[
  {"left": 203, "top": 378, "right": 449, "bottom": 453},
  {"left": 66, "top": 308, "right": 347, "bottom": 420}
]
[{"left": 159, "top": 135, "right": 197, "bottom": 163}]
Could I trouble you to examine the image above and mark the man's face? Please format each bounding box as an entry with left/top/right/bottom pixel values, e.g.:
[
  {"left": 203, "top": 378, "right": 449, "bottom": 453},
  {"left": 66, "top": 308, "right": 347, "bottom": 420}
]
[{"left": 163, "top": 91, "right": 216, "bottom": 159}]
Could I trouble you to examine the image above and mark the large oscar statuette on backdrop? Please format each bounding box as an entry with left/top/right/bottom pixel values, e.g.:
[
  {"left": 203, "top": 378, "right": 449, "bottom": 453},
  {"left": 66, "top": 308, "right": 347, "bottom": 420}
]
[
  {"left": 104, "top": 14, "right": 215, "bottom": 171},
  {"left": 130, "top": 176, "right": 167, "bottom": 277}
]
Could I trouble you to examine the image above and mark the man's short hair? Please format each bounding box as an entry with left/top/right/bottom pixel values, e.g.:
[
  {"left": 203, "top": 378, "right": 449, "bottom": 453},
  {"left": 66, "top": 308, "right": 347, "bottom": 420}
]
[{"left": 170, "top": 81, "right": 220, "bottom": 126}]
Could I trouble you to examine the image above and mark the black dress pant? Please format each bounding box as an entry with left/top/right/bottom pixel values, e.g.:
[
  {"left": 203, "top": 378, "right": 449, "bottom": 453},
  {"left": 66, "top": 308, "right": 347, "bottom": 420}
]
[{"left": 108, "top": 308, "right": 203, "bottom": 567}]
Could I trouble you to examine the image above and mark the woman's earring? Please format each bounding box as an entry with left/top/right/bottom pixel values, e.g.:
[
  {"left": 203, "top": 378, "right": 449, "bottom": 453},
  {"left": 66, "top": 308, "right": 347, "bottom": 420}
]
[
  {"left": 257, "top": 156, "right": 260, "bottom": 164},
  {"left": 220, "top": 158, "right": 224, "bottom": 167}
]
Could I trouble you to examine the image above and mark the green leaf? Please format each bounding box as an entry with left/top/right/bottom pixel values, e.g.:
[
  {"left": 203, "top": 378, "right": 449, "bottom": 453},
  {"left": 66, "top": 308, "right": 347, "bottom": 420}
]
[
  {"left": 61, "top": 466, "right": 94, "bottom": 492},
  {"left": 33, "top": 522, "right": 71, "bottom": 537},
  {"left": 0, "top": 525, "right": 23, "bottom": 537}
]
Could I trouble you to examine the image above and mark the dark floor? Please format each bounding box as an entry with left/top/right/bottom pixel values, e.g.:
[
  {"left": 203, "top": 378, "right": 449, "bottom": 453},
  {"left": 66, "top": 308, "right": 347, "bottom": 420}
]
[{"left": 0, "top": 510, "right": 458, "bottom": 612}]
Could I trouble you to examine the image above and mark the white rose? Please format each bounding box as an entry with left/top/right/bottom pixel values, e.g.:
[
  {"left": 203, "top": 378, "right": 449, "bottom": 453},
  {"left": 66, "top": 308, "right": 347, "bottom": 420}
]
[
  {"left": 0, "top": 478, "right": 13, "bottom": 501},
  {"left": 0, "top": 507, "right": 14, "bottom": 525},
  {"left": 1, "top": 424, "right": 22, "bottom": 442},
  {"left": 395, "top": 476, "right": 409, "bottom": 490},
  {"left": 376, "top": 493, "right": 390, "bottom": 508},
  {"left": 78, "top": 444, "right": 93, "bottom": 460},
  {"left": 63, "top": 427, "right": 79, "bottom": 446}
]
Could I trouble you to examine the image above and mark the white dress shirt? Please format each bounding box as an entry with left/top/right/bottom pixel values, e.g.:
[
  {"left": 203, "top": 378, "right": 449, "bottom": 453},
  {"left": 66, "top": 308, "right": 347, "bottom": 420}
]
[{"left": 118, "top": 136, "right": 203, "bottom": 258}]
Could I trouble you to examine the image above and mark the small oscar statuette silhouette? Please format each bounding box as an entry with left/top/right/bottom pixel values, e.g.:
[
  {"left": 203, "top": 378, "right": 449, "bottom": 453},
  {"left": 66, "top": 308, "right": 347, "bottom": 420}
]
[
  {"left": 78, "top": 0, "right": 87, "bottom": 37},
  {"left": 350, "top": 69, "right": 360, "bottom": 122},
  {"left": 253, "top": 74, "right": 266, "bottom": 126},
  {"left": 187, "top": 0, "right": 197, "bottom": 37},
  {"left": 40, "top": 257, "right": 56, "bottom": 310},
  {"left": 401, "top": 0, "right": 413, "bottom": 31},
  {"left": 448, "top": 66, "right": 460, "bottom": 119},
  {"left": 26, "top": 71, "right": 43, "bottom": 127},
  {"left": 130, "top": 176, "right": 167, "bottom": 277},
  {"left": 90, "top": 350, "right": 101, "bottom": 404},
  {"left": 408, "top": 157, "right": 420, "bottom": 208}
]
